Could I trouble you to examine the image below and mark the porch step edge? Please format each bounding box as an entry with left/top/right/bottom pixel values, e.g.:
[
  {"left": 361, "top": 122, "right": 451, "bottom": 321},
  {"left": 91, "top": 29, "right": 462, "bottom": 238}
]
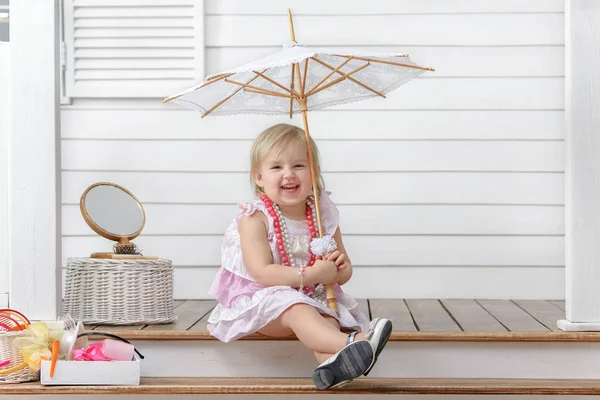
[
  {"left": 5, "top": 377, "right": 600, "bottom": 396},
  {"left": 85, "top": 329, "right": 600, "bottom": 342}
]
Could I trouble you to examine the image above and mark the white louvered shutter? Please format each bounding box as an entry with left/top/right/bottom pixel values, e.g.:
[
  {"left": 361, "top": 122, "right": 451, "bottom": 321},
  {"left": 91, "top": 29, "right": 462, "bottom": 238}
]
[{"left": 63, "top": 0, "right": 204, "bottom": 98}]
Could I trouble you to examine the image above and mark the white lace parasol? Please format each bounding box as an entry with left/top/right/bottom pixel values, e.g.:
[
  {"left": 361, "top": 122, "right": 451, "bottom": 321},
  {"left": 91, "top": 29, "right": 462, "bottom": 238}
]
[
  {"left": 163, "top": 10, "right": 434, "bottom": 313},
  {"left": 164, "top": 42, "right": 433, "bottom": 117}
]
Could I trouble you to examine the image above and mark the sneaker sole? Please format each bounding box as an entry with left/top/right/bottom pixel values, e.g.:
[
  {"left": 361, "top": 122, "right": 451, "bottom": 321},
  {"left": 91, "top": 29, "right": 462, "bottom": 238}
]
[
  {"left": 312, "top": 340, "right": 374, "bottom": 390},
  {"left": 363, "top": 320, "right": 393, "bottom": 376}
]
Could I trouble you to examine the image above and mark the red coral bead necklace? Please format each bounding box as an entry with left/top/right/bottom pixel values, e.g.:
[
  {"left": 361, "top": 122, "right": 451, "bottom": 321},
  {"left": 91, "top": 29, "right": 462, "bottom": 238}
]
[{"left": 260, "top": 194, "right": 319, "bottom": 268}]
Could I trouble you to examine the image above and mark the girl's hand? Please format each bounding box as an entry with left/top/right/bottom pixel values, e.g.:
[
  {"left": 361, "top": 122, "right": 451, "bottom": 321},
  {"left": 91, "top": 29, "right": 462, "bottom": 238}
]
[
  {"left": 326, "top": 251, "right": 349, "bottom": 271},
  {"left": 310, "top": 259, "right": 338, "bottom": 285}
]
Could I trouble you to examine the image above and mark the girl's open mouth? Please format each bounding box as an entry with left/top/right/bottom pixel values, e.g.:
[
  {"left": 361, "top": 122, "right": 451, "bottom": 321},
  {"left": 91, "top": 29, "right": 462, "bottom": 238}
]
[{"left": 281, "top": 184, "right": 300, "bottom": 193}]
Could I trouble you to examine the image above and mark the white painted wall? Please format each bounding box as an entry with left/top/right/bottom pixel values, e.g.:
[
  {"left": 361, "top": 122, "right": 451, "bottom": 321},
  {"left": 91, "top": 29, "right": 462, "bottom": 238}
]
[
  {"left": 9, "top": 0, "right": 61, "bottom": 319},
  {"left": 60, "top": 0, "right": 566, "bottom": 300},
  {"left": 0, "top": 41, "right": 8, "bottom": 307}
]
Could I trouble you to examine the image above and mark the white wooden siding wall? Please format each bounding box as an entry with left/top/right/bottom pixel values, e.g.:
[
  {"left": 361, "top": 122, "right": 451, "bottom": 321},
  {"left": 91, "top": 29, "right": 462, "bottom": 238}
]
[
  {"left": 0, "top": 42, "right": 9, "bottom": 307},
  {"left": 60, "top": 0, "right": 565, "bottom": 300}
]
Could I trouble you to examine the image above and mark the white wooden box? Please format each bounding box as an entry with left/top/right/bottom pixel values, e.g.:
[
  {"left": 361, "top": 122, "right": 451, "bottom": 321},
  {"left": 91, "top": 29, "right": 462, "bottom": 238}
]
[{"left": 40, "top": 359, "right": 140, "bottom": 386}]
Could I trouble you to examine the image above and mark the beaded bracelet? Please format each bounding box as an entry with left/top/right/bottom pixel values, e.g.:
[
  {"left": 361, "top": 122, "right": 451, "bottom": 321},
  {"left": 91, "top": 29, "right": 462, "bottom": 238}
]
[{"left": 298, "top": 265, "right": 306, "bottom": 292}]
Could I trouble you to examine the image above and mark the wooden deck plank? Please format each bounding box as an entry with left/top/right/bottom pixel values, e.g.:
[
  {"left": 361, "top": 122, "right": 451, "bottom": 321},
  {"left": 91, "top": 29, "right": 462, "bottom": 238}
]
[
  {"left": 144, "top": 300, "right": 215, "bottom": 332},
  {"left": 76, "top": 298, "right": 599, "bottom": 341},
  {"left": 550, "top": 300, "right": 565, "bottom": 311},
  {"left": 188, "top": 300, "right": 218, "bottom": 331},
  {"left": 513, "top": 300, "right": 565, "bottom": 332},
  {"left": 405, "top": 299, "right": 461, "bottom": 332},
  {"left": 477, "top": 300, "right": 550, "bottom": 332},
  {"left": 8, "top": 377, "right": 600, "bottom": 395},
  {"left": 369, "top": 299, "right": 417, "bottom": 332},
  {"left": 440, "top": 299, "right": 507, "bottom": 332}
]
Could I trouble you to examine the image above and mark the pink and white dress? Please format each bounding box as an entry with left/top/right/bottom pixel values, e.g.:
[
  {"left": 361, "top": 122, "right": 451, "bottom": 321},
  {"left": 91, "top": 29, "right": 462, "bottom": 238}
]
[{"left": 207, "top": 192, "right": 369, "bottom": 343}]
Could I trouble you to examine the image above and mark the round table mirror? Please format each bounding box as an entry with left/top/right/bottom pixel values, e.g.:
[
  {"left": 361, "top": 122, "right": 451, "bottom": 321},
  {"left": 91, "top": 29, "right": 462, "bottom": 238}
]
[{"left": 80, "top": 182, "right": 146, "bottom": 256}]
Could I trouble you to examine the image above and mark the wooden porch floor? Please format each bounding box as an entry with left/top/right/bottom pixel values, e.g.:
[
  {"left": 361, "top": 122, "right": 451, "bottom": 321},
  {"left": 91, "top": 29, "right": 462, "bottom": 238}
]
[{"left": 81, "top": 298, "right": 598, "bottom": 341}]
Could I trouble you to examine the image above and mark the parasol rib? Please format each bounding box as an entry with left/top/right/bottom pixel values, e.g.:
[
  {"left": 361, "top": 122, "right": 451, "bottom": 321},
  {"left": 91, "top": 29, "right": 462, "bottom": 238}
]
[
  {"left": 224, "top": 78, "right": 293, "bottom": 98},
  {"left": 305, "top": 56, "right": 353, "bottom": 97},
  {"left": 336, "top": 54, "right": 435, "bottom": 71},
  {"left": 163, "top": 73, "right": 234, "bottom": 103},
  {"left": 310, "top": 56, "right": 386, "bottom": 98},
  {"left": 200, "top": 70, "right": 267, "bottom": 118},
  {"left": 307, "top": 62, "right": 371, "bottom": 97},
  {"left": 203, "top": 72, "right": 235, "bottom": 85},
  {"left": 253, "top": 70, "right": 299, "bottom": 97},
  {"left": 243, "top": 87, "right": 294, "bottom": 99}
]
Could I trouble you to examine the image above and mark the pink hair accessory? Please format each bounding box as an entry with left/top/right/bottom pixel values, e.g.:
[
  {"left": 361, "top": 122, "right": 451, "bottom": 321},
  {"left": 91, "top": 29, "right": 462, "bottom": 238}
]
[
  {"left": 102, "top": 339, "right": 135, "bottom": 361},
  {"left": 74, "top": 332, "right": 144, "bottom": 360},
  {"left": 72, "top": 342, "right": 111, "bottom": 361}
]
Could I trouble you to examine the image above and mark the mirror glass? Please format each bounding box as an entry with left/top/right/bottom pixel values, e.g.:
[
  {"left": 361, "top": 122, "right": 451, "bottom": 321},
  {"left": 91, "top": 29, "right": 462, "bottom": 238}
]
[{"left": 83, "top": 185, "right": 144, "bottom": 236}]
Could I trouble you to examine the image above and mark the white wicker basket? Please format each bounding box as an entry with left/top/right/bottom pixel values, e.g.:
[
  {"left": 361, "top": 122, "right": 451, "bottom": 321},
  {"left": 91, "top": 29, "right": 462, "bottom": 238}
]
[
  {"left": 0, "top": 330, "right": 40, "bottom": 383},
  {"left": 62, "top": 258, "right": 176, "bottom": 325}
]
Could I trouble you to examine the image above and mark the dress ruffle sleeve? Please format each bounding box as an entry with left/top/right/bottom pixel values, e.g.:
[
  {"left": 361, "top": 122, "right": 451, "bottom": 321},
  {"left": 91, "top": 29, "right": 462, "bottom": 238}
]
[
  {"left": 235, "top": 201, "right": 274, "bottom": 238},
  {"left": 218, "top": 201, "right": 274, "bottom": 280}
]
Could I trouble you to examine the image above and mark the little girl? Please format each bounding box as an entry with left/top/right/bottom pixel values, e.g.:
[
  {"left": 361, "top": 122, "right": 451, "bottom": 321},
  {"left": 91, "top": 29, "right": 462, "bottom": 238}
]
[{"left": 207, "top": 123, "right": 392, "bottom": 389}]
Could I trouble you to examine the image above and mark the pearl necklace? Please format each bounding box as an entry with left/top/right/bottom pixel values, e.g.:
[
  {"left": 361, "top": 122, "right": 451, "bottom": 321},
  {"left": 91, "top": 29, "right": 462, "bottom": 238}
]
[
  {"left": 259, "top": 194, "right": 329, "bottom": 303},
  {"left": 260, "top": 194, "right": 327, "bottom": 302},
  {"left": 260, "top": 194, "right": 319, "bottom": 268}
]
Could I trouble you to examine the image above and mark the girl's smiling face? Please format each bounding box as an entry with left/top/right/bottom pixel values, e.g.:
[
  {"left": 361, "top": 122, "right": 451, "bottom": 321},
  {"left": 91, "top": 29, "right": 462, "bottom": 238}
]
[{"left": 254, "top": 139, "right": 313, "bottom": 218}]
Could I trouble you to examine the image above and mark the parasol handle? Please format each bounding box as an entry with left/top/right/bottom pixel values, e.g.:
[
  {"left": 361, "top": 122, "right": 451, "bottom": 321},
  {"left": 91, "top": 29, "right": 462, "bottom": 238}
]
[
  {"left": 289, "top": 11, "right": 336, "bottom": 312},
  {"left": 299, "top": 102, "right": 338, "bottom": 314}
]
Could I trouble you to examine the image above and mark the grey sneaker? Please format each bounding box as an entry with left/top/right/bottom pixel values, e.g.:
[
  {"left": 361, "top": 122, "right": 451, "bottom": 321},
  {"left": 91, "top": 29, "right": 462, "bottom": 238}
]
[
  {"left": 363, "top": 318, "right": 392, "bottom": 376},
  {"left": 312, "top": 339, "right": 374, "bottom": 390}
]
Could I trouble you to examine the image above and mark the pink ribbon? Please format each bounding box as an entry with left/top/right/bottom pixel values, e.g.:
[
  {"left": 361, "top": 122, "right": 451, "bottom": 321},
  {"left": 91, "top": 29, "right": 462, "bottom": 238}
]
[
  {"left": 0, "top": 360, "right": 10, "bottom": 368},
  {"left": 71, "top": 342, "right": 111, "bottom": 361}
]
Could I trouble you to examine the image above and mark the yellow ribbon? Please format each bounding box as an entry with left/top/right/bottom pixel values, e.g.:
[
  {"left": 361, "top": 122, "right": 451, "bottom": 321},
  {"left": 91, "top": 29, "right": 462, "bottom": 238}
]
[{"left": 10, "top": 322, "right": 63, "bottom": 373}]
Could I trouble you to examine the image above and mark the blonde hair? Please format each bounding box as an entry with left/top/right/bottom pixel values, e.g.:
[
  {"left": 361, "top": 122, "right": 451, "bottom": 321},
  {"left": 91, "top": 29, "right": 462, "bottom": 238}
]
[{"left": 250, "top": 123, "right": 325, "bottom": 197}]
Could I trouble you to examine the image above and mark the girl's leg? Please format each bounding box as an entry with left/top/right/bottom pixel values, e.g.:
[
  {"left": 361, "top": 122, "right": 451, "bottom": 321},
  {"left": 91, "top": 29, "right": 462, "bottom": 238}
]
[
  {"left": 313, "top": 316, "right": 339, "bottom": 363},
  {"left": 257, "top": 321, "right": 295, "bottom": 338},
  {"left": 314, "top": 316, "right": 365, "bottom": 363},
  {"left": 259, "top": 304, "right": 375, "bottom": 390},
  {"left": 258, "top": 303, "right": 364, "bottom": 354}
]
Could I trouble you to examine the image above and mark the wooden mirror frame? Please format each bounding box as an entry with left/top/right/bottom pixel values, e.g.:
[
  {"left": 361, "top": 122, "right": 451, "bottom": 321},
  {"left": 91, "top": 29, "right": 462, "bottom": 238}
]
[{"left": 79, "top": 182, "right": 146, "bottom": 247}]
